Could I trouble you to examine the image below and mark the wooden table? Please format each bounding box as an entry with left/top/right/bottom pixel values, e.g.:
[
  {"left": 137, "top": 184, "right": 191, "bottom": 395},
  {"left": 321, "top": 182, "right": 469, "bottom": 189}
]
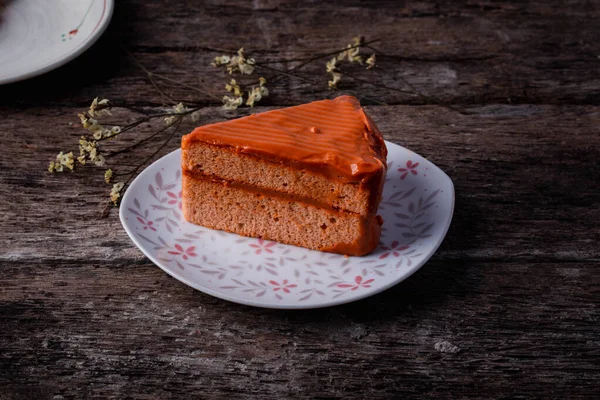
[{"left": 2, "top": 1, "right": 599, "bottom": 398}]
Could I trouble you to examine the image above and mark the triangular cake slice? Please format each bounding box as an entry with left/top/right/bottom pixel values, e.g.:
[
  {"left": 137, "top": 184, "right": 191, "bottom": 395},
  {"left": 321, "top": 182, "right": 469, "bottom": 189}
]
[{"left": 181, "top": 95, "right": 387, "bottom": 256}]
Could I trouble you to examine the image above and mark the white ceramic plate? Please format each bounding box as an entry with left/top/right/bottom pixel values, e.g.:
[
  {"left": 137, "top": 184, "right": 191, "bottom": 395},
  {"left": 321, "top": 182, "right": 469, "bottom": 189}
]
[
  {"left": 120, "top": 141, "right": 455, "bottom": 309},
  {"left": 0, "top": 0, "right": 114, "bottom": 85}
]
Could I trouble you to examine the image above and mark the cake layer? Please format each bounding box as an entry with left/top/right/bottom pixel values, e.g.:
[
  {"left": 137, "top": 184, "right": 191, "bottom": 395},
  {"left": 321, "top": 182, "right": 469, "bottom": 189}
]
[
  {"left": 181, "top": 96, "right": 387, "bottom": 183},
  {"left": 182, "top": 143, "right": 384, "bottom": 216},
  {"left": 182, "top": 172, "right": 382, "bottom": 256},
  {"left": 186, "top": 170, "right": 345, "bottom": 211}
]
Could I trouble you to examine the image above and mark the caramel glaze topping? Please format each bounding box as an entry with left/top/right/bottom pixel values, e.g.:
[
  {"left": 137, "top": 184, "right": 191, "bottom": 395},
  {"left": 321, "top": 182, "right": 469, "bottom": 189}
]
[{"left": 181, "top": 96, "right": 387, "bottom": 184}]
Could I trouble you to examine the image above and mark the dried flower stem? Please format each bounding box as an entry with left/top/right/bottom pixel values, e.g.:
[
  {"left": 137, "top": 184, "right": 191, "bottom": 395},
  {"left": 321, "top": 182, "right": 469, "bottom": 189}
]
[
  {"left": 152, "top": 73, "right": 222, "bottom": 101},
  {"left": 150, "top": 75, "right": 177, "bottom": 104},
  {"left": 393, "top": 72, "right": 466, "bottom": 112},
  {"left": 123, "top": 117, "right": 183, "bottom": 184},
  {"left": 106, "top": 108, "right": 200, "bottom": 157},
  {"left": 337, "top": 68, "right": 417, "bottom": 95},
  {"left": 253, "top": 63, "right": 319, "bottom": 85},
  {"left": 93, "top": 110, "right": 191, "bottom": 142},
  {"left": 131, "top": 53, "right": 222, "bottom": 102},
  {"left": 260, "top": 39, "right": 381, "bottom": 73},
  {"left": 129, "top": 54, "right": 180, "bottom": 104},
  {"left": 345, "top": 93, "right": 389, "bottom": 106},
  {"left": 363, "top": 44, "right": 384, "bottom": 55},
  {"left": 101, "top": 116, "right": 185, "bottom": 217}
]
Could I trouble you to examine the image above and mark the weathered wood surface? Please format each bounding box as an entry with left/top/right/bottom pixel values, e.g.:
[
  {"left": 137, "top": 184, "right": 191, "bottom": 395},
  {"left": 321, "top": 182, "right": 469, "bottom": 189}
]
[
  {"left": 1, "top": 0, "right": 600, "bottom": 399},
  {"left": 2, "top": 0, "right": 599, "bottom": 107}
]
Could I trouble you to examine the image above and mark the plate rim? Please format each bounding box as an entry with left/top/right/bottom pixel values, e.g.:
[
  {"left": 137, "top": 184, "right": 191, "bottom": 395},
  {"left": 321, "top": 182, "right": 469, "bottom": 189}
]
[
  {"left": 120, "top": 141, "right": 455, "bottom": 309},
  {"left": 0, "top": 0, "right": 115, "bottom": 85}
]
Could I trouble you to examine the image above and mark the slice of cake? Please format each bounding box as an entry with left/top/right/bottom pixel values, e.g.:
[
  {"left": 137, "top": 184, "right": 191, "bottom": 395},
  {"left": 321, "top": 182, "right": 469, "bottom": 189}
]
[{"left": 181, "top": 95, "right": 387, "bottom": 256}]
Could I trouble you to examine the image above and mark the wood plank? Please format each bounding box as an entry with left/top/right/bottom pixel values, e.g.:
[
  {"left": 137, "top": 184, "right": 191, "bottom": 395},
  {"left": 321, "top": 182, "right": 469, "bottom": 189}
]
[
  {"left": 1, "top": 259, "right": 598, "bottom": 398},
  {"left": 0, "top": 104, "right": 598, "bottom": 263},
  {"left": 1, "top": 0, "right": 598, "bottom": 107}
]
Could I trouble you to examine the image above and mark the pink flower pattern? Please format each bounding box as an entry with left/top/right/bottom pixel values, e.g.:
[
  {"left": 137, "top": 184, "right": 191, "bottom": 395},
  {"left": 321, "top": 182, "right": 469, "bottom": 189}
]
[
  {"left": 167, "top": 190, "right": 183, "bottom": 210},
  {"left": 249, "top": 239, "right": 277, "bottom": 255},
  {"left": 337, "top": 275, "right": 375, "bottom": 290},
  {"left": 398, "top": 160, "right": 419, "bottom": 180},
  {"left": 136, "top": 217, "right": 156, "bottom": 231},
  {"left": 168, "top": 244, "right": 197, "bottom": 260},
  {"left": 269, "top": 280, "right": 297, "bottom": 293},
  {"left": 379, "top": 241, "right": 410, "bottom": 259}
]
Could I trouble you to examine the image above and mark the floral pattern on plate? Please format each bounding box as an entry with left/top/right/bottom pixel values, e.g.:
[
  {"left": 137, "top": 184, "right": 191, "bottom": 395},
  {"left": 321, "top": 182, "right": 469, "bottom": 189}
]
[{"left": 119, "top": 141, "right": 454, "bottom": 309}]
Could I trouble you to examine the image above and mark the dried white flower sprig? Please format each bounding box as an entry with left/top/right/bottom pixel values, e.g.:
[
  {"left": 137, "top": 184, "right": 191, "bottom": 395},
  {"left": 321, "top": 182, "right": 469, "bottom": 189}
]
[
  {"left": 246, "top": 77, "right": 269, "bottom": 107},
  {"left": 110, "top": 182, "right": 124, "bottom": 204},
  {"left": 48, "top": 97, "right": 201, "bottom": 210},
  {"left": 164, "top": 102, "right": 200, "bottom": 125},
  {"left": 212, "top": 48, "right": 268, "bottom": 110},
  {"left": 212, "top": 47, "right": 256, "bottom": 75},
  {"left": 48, "top": 151, "right": 75, "bottom": 173},
  {"left": 366, "top": 54, "right": 376, "bottom": 69},
  {"left": 326, "top": 36, "right": 376, "bottom": 89},
  {"left": 222, "top": 95, "right": 244, "bottom": 111}
]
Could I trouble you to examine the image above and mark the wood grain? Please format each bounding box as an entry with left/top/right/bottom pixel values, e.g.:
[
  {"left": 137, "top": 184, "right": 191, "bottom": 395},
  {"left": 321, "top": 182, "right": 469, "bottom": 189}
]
[
  {"left": 1, "top": 0, "right": 599, "bottom": 398},
  {"left": 1, "top": 259, "right": 599, "bottom": 399},
  {"left": 1, "top": 0, "right": 599, "bottom": 107}
]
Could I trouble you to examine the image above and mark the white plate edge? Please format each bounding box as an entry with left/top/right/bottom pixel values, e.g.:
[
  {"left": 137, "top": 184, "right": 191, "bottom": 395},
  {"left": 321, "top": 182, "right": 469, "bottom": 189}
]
[{"left": 0, "top": 0, "right": 115, "bottom": 85}]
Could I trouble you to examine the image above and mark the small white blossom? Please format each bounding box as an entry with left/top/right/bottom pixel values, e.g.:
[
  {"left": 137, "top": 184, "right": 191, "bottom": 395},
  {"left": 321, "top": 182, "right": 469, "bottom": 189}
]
[
  {"left": 246, "top": 77, "right": 269, "bottom": 107},
  {"left": 101, "top": 126, "right": 120, "bottom": 139},
  {"left": 326, "top": 57, "right": 338, "bottom": 73},
  {"left": 348, "top": 48, "right": 363, "bottom": 64},
  {"left": 48, "top": 151, "right": 75, "bottom": 172},
  {"left": 79, "top": 137, "right": 95, "bottom": 153},
  {"left": 173, "top": 102, "right": 188, "bottom": 114},
  {"left": 222, "top": 95, "right": 243, "bottom": 110},
  {"left": 366, "top": 54, "right": 376, "bottom": 69},
  {"left": 110, "top": 182, "right": 125, "bottom": 205},
  {"left": 164, "top": 103, "right": 188, "bottom": 125},
  {"left": 79, "top": 113, "right": 97, "bottom": 129},
  {"left": 190, "top": 110, "right": 201, "bottom": 122},
  {"left": 339, "top": 38, "right": 364, "bottom": 64},
  {"left": 231, "top": 48, "right": 255, "bottom": 75},
  {"left": 258, "top": 77, "right": 268, "bottom": 96},
  {"left": 61, "top": 152, "right": 74, "bottom": 169},
  {"left": 259, "top": 85, "right": 269, "bottom": 97},
  {"left": 88, "top": 97, "right": 111, "bottom": 118},
  {"left": 225, "top": 79, "right": 243, "bottom": 96},
  {"left": 326, "top": 36, "right": 372, "bottom": 87},
  {"left": 93, "top": 154, "right": 106, "bottom": 167},
  {"left": 238, "top": 58, "right": 255, "bottom": 75},
  {"left": 246, "top": 87, "right": 262, "bottom": 107},
  {"left": 214, "top": 48, "right": 256, "bottom": 75},
  {"left": 104, "top": 169, "right": 113, "bottom": 183},
  {"left": 328, "top": 72, "right": 342, "bottom": 89},
  {"left": 77, "top": 136, "right": 104, "bottom": 165},
  {"left": 212, "top": 55, "right": 231, "bottom": 67}
]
